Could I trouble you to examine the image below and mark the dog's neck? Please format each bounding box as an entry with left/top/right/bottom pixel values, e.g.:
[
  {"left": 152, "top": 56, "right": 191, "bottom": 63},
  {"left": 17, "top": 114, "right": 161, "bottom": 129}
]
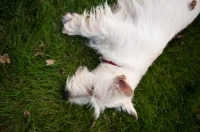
[
  {"left": 101, "top": 59, "right": 120, "bottom": 67},
  {"left": 99, "top": 56, "right": 120, "bottom": 67}
]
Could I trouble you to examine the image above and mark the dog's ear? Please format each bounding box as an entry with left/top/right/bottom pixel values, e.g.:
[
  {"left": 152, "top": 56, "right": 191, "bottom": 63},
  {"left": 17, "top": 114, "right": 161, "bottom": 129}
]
[{"left": 115, "top": 75, "right": 133, "bottom": 96}]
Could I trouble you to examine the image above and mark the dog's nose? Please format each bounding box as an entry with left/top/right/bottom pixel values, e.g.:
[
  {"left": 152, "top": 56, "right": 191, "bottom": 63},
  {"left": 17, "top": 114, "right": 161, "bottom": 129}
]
[{"left": 64, "top": 90, "right": 70, "bottom": 99}]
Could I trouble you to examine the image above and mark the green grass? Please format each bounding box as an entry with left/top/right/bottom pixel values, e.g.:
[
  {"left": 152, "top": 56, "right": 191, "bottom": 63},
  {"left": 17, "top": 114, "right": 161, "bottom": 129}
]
[{"left": 0, "top": 0, "right": 200, "bottom": 131}]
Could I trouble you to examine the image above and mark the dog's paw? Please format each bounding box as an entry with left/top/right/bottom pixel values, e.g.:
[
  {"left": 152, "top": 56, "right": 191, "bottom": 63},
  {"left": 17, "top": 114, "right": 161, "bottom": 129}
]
[{"left": 62, "top": 13, "right": 78, "bottom": 24}]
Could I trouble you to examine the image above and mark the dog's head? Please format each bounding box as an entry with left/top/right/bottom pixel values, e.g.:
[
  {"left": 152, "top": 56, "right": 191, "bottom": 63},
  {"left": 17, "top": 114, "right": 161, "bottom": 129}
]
[{"left": 65, "top": 64, "right": 140, "bottom": 119}]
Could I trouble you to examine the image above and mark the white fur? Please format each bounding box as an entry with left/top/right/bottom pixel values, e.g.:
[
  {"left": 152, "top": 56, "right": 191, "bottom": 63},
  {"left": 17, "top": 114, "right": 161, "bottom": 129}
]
[{"left": 62, "top": 0, "right": 200, "bottom": 119}]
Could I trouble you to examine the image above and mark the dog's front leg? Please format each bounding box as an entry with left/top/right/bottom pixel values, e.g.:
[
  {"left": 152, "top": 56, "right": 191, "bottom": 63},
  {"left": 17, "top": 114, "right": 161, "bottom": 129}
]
[
  {"left": 62, "top": 3, "right": 113, "bottom": 41},
  {"left": 62, "top": 12, "right": 83, "bottom": 36},
  {"left": 62, "top": 12, "right": 107, "bottom": 39}
]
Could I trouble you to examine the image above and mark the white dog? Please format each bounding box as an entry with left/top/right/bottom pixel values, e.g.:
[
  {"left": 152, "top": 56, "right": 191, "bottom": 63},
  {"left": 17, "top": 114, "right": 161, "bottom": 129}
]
[{"left": 62, "top": 0, "right": 200, "bottom": 119}]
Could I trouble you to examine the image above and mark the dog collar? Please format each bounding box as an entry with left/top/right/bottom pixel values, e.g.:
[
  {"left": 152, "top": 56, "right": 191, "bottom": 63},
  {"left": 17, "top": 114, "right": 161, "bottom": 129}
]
[{"left": 100, "top": 57, "right": 120, "bottom": 67}]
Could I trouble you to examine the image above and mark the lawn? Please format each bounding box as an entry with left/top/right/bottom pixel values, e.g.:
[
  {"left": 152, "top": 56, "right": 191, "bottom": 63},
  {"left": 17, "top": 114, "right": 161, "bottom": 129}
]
[{"left": 0, "top": 0, "right": 200, "bottom": 131}]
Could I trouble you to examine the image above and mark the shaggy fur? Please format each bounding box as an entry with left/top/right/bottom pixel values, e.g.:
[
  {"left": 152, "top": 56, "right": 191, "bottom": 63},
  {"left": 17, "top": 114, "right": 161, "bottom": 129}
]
[{"left": 62, "top": 0, "right": 200, "bottom": 119}]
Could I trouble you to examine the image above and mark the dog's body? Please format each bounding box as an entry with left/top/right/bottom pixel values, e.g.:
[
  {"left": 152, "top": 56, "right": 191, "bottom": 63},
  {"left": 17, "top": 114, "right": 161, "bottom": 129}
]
[{"left": 62, "top": 0, "right": 200, "bottom": 119}]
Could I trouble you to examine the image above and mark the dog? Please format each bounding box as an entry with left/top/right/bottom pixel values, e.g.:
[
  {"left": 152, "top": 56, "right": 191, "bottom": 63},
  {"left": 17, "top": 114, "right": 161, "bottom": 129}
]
[{"left": 62, "top": 0, "right": 200, "bottom": 119}]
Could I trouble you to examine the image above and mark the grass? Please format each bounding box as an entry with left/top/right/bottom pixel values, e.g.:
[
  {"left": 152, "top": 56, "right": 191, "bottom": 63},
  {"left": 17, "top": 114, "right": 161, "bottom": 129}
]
[{"left": 0, "top": 0, "right": 200, "bottom": 131}]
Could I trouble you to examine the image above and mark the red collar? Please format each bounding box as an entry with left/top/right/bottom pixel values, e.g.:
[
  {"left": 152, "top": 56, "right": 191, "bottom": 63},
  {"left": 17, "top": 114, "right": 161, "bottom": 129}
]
[{"left": 101, "top": 59, "right": 120, "bottom": 67}]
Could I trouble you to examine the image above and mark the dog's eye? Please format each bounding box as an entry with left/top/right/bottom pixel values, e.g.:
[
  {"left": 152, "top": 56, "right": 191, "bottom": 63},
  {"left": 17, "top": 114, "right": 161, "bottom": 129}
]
[{"left": 92, "top": 87, "right": 94, "bottom": 90}]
